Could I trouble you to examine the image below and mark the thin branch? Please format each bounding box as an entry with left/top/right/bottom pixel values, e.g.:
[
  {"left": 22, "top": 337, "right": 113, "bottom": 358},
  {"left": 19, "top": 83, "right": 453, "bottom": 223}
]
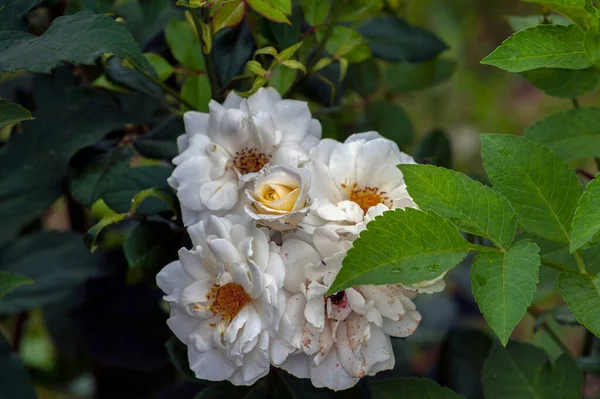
[
  {"left": 577, "top": 169, "right": 596, "bottom": 180},
  {"left": 574, "top": 250, "right": 587, "bottom": 274},
  {"left": 194, "top": 8, "right": 221, "bottom": 101},
  {"left": 540, "top": 258, "right": 573, "bottom": 273},
  {"left": 527, "top": 308, "right": 573, "bottom": 356}
]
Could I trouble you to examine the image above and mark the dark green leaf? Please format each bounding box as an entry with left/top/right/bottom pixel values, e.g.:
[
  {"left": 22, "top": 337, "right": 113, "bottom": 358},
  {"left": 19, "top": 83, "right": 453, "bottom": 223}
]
[
  {"left": 0, "top": 271, "right": 32, "bottom": 298},
  {"left": 338, "top": 0, "right": 383, "bottom": 22},
  {"left": 399, "top": 164, "right": 517, "bottom": 249},
  {"left": 481, "top": 25, "right": 593, "bottom": 73},
  {"left": 105, "top": 56, "right": 164, "bottom": 99},
  {"left": 414, "top": 128, "right": 452, "bottom": 167},
  {"left": 521, "top": 67, "right": 600, "bottom": 98},
  {"left": 181, "top": 74, "right": 211, "bottom": 112},
  {"left": 267, "top": 6, "right": 301, "bottom": 49},
  {"left": 114, "top": 0, "right": 183, "bottom": 48},
  {"left": 481, "top": 134, "right": 581, "bottom": 244},
  {"left": 129, "top": 187, "right": 179, "bottom": 218},
  {"left": 317, "top": 25, "right": 371, "bottom": 63},
  {"left": 139, "top": 0, "right": 168, "bottom": 24},
  {"left": 134, "top": 116, "right": 185, "bottom": 160},
  {"left": 483, "top": 342, "right": 583, "bottom": 398},
  {"left": 213, "top": 23, "right": 256, "bottom": 85},
  {"left": 359, "top": 16, "right": 448, "bottom": 62},
  {"left": 195, "top": 381, "right": 267, "bottom": 399},
  {"left": 165, "top": 19, "right": 204, "bottom": 71},
  {"left": 366, "top": 101, "right": 414, "bottom": 145},
  {"left": 0, "top": 11, "right": 153, "bottom": 74},
  {"left": 83, "top": 212, "right": 128, "bottom": 251},
  {"left": 471, "top": 241, "right": 540, "bottom": 345},
  {"left": 386, "top": 59, "right": 455, "bottom": 93},
  {"left": 0, "top": 333, "right": 36, "bottom": 399},
  {"left": 525, "top": 107, "right": 600, "bottom": 161},
  {"left": 369, "top": 377, "right": 463, "bottom": 399},
  {"left": 571, "top": 175, "right": 600, "bottom": 251},
  {"left": 0, "top": 0, "right": 37, "bottom": 31},
  {"left": 558, "top": 271, "right": 600, "bottom": 337},
  {"left": 0, "top": 98, "right": 33, "bottom": 128},
  {"left": 299, "top": 0, "right": 329, "bottom": 26},
  {"left": 346, "top": 58, "right": 380, "bottom": 96},
  {"left": 124, "top": 221, "right": 178, "bottom": 269},
  {"left": 327, "top": 208, "right": 470, "bottom": 295},
  {"left": 0, "top": 231, "right": 114, "bottom": 314}
]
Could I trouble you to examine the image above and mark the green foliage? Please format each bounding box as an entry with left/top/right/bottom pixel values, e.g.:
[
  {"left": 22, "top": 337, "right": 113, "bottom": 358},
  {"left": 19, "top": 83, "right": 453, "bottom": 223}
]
[
  {"left": 318, "top": 25, "right": 371, "bottom": 63},
  {"left": 571, "top": 176, "right": 600, "bottom": 251},
  {"left": 124, "top": 221, "right": 178, "bottom": 269},
  {"left": 471, "top": 241, "right": 540, "bottom": 345},
  {"left": 366, "top": 101, "right": 414, "bottom": 146},
  {"left": 144, "top": 53, "right": 175, "bottom": 81},
  {"left": 481, "top": 134, "right": 581, "bottom": 244},
  {"left": 0, "top": 271, "right": 32, "bottom": 298},
  {"left": 399, "top": 164, "right": 517, "bottom": 249},
  {"left": 0, "top": 98, "right": 33, "bottom": 128},
  {"left": 299, "top": 0, "right": 330, "bottom": 26},
  {"left": 327, "top": 208, "right": 470, "bottom": 295},
  {"left": 0, "top": 12, "right": 153, "bottom": 74},
  {"left": 247, "top": 0, "right": 292, "bottom": 24},
  {"left": 0, "top": 333, "right": 36, "bottom": 399},
  {"left": 133, "top": 116, "right": 185, "bottom": 160},
  {"left": 181, "top": 74, "right": 211, "bottom": 111},
  {"left": 368, "top": 377, "right": 463, "bottom": 399},
  {"left": 414, "top": 128, "right": 453, "bottom": 167},
  {"left": 0, "top": 0, "right": 37, "bottom": 31},
  {"left": 484, "top": 342, "right": 583, "bottom": 398},
  {"left": 521, "top": 67, "right": 600, "bottom": 98},
  {"left": 558, "top": 271, "right": 600, "bottom": 337},
  {"left": 346, "top": 58, "right": 380, "bottom": 96},
  {"left": 386, "top": 59, "right": 455, "bottom": 93},
  {"left": 481, "top": 25, "right": 594, "bottom": 72},
  {"left": 212, "top": 1, "right": 246, "bottom": 32},
  {"left": 165, "top": 19, "right": 205, "bottom": 71},
  {"left": 338, "top": 0, "right": 383, "bottom": 23},
  {"left": 522, "top": 0, "right": 594, "bottom": 24},
  {"left": 525, "top": 107, "right": 600, "bottom": 161}
]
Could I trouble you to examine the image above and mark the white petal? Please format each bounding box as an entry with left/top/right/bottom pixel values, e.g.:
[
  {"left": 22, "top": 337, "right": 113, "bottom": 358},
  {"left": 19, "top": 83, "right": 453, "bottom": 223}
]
[
  {"left": 167, "top": 307, "right": 199, "bottom": 344},
  {"left": 189, "top": 346, "right": 236, "bottom": 382},
  {"left": 184, "top": 111, "right": 209, "bottom": 136},
  {"left": 156, "top": 261, "right": 193, "bottom": 301},
  {"left": 309, "top": 348, "right": 359, "bottom": 391},
  {"left": 223, "top": 90, "right": 244, "bottom": 109},
  {"left": 279, "top": 353, "right": 311, "bottom": 379},
  {"left": 304, "top": 296, "right": 325, "bottom": 330},
  {"left": 280, "top": 239, "right": 320, "bottom": 293},
  {"left": 382, "top": 310, "right": 422, "bottom": 337},
  {"left": 207, "top": 238, "right": 243, "bottom": 267},
  {"left": 273, "top": 100, "right": 312, "bottom": 143},
  {"left": 362, "top": 324, "right": 394, "bottom": 375},
  {"left": 246, "top": 87, "right": 281, "bottom": 116},
  {"left": 313, "top": 227, "right": 350, "bottom": 259},
  {"left": 229, "top": 331, "right": 270, "bottom": 386},
  {"left": 199, "top": 177, "right": 240, "bottom": 211}
]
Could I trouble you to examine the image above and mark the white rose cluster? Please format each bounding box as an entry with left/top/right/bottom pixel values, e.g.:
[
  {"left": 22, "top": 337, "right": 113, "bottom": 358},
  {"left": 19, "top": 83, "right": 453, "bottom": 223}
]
[{"left": 157, "top": 88, "right": 446, "bottom": 390}]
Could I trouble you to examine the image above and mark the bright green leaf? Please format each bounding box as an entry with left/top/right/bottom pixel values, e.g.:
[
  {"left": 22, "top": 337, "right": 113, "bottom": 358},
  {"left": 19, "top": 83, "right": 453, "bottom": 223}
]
[
  {"left": 525, "top": 107, "right": 600, "bottom": 161},
  {"left": 471, "top": 241, "right": 540, "bottom": 345},
  {"left": 84, "top": 213, "right": 128, "bottom": 251},
  {"left": 212, "top": 0, "right": 246, "bottom": 32},
  {"left": 0, "top": 12, "right": 153, "bottom": 74},
  {"left": 366, "top": 101, "right": 414, "bottom": 146},
  {"left": 247, "top": 0, "right": 291, "bottom": 24},
  {"left": 299, "top": 0, "right": 330, "bottom": 26},
  {"left": 269, "top": 65, "right": 296, "bottom": 93},
  {"left": 481, "top": 25, "right": 593, "bottom": 72},
  {"left": 571, "top": 176, "right": 600, "bottom": 251},
  {"left": 521, "top": 67, "right": 600, "bottom": 98},
  {"left": 483, "top": 342, "right": 583, "bottom": 398},
  {"left": 481, "top": 134, "right": 581, "bottom": 244},
  {"left": 585, "top": 28, "right": 600, "bottom": 61},
  {"left": 165, "top": 19, "right": 205, "bottom": 71},
  {"left": 338, "top": 0, "right": 383, "bottom": 23},
  {"left": 317, "top": 25, "right": 371, "bottom": 63},
  {"left": 327, "top": 208, "right": 471, "bottom": 295},
  {"left": 399, "top": 164, "right": 517, "bottom": 249},
  {"left": 0, "top": 98, "right": 33, "bottom": 129},
  {"left": 281, "top": 60, "right": 306, "bottom": 73},
  {"left": 522, "top": 0, "right": 592, "bottom": 24},
  {"left": 181, "top": 74, "right": 211, "bottom": 112},
  {"left": 144, "top": 53, "right": 175, "bottom": 81},
  {"left": 386, "top": 59, "right": 455, "bottom": 93},
  {"left": 0, "top": 271, "right": 32, "bottom": 298},
  {"left": 368, "top": 377, "right": 462, "bottom": 399},
  {"left": 558, "top": 271, "right": 600, "bottom": 337},
  {"left": 279, "top": 41, "right": 303, "bottom": 61}
]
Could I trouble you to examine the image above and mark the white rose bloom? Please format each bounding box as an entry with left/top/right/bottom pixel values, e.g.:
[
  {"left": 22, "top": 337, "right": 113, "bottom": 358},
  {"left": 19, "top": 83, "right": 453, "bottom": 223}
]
[
  {"left": 156, "top": 216, "right": 286, "bottom": 386},
  {"left": 302, "top": 132, "right": 417, "bottom": 236},
  {"left": 168, "top": 87, "right": 322, "bottom": 226},
  {"left": 271, "top": 228, "right": 423, "bottom": 391},
  {"left": 244, "top": 165, "right": 311, "bottom": 231}
]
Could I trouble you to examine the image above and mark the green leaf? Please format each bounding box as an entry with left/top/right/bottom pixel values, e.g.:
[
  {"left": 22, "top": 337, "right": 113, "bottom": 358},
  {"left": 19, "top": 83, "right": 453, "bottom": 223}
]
[
  {"left": 247, "top": 0, "right": 291, "bottom": 24},
  {"left": 144, "top": 53, "right": 175, "bottom": 81},
  {"left": 386, "top": 59, "right": 456, "bottom": 93},
  {"left": 585, "top": 28, "right": 600, "bottom": 61},
  {"left": 269, "top": 65, "right": 296, "bottom": 94},
  {"left": 366, "top": 101, "right": 414, "bottom": 146},
  {"left": 105, "top": 56, "right": 164, "bottom": 100},
  {"left": 522, "top": 0, "right": 592, "bottom": 24},
  {"left": 327, "top": 208, "right": 470, "bottom": 295},
  {"left": 368, "top": 377, "right": 463, "bottom": 399},
  {"left": 212, "top": 0, "right": 246, "bottom": 32},
  {"left": 481, "top": 134, "right": 581, "bottom": 244},
  {"left": 130, "top": 187, "right": 179, "bottom": 216},
  {"left": 0, "top": 11, "right": 153, "bottom": 74},
  {"left": 521, "top": 67, "right": 600, "bottom": 98},
  {"left": 481, "top": 25, "right": 593, "bottom": 73},
  {"left": 483, "top": 342, "right": 583, "bottom": 399},
  {"left": 506, "top": 15, "right": 572, "bottom": 31},
  {"left": 181, "top": 74, "right": 211, "bottom": 112},
  {"left": 0, "top": 271, "right": 32, "bottom": 298},
  {"left": 571, "top": 176, "right": 600, "bottom": 251},
  {"left": 0, "top": 0, "right": 38, "bottom": 31},
  {"left": 399, "top": 164, "right": 517, "bottom": 249},
  {"left": 0, "top": 333, "right": 36, "bottom": 399},
  {"left": 134, "top": 116, "right": 185, "bottom": 160},
  {"left": 267, "top": 7, "right": 301, "bottom": 49},
  {"left": 165, "top": 19, "right": 204, "bottom": 71},
  {"left": 558, "top": 271, "right": 600, "bottom": 337},
  {"left": 525, "top": 107, "right": 600, "bottom": 161},
  {"left": 338, "top": 0, "right": 383, "bottom": 23},
  {"left": 0, "top": 98, "right": 33, "bottom": 128},
  {"left": 299, "top": 0, "right": 330, "bottom": 26},
  {"left": 0, "top": 231, "right": 113, "bottom": 314},
  {"left": 318, "top": 25, "right": 371, "bottom": 63},
  {"left": 346, "top": 58, "right": 380, "bottom": 96},
  {"left": 359, "top": 16, "right": 448, "bottom": 62},
  {"left": 213, "top": 23, "right": 256, "bottom": 84},
  {"left": 471, "top": 240, "right": 540, "bottom": 345},
  {"left": 124, "top": 221, "right": 178, "bottom": 269},
  {"left": 84, "top": 213, "right": 128, "bottom": 251},
  {"left": 414, "top": 128, "right": 452, "bottom": 167}
]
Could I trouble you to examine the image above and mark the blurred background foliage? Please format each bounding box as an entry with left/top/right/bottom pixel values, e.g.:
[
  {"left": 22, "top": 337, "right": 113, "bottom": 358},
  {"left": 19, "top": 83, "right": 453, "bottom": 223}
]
[{"left": 0, "top": 0, "right": 599, "bottom": 398}]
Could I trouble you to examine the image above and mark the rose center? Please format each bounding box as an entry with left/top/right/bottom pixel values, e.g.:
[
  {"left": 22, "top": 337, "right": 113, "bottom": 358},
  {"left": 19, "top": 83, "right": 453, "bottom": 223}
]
[
  {"left": 208, "top": 283, "right": 252, "bottom": 322},
  {"left": 342, "top": 183, "right": 392, "bottom": 214},
  {"left": 233, "top": 147, "right": 271, "bottom": 175}
]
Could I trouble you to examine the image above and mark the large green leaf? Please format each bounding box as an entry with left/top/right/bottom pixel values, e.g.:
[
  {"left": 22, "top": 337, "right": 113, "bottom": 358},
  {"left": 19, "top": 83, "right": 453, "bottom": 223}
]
[
  {"left": 165, "top": 19, "right": 204, "bottom": 71},
  {"left": 0, "top": 0, "right": 37, "bottom": 31},
  {"left": 213, "top": 23, "right": 256, "bottom": 85},
  {"left": 299, "top": 0, "right": 329, "bottom": 26},
  {"left": 0, "top": 271, "right": 32, "bottom": 298},
  {"left": 481, "top": 25, "right": 593, "bottom": 72},
  {"left": 124, "top": 221, "right": 178, "bottom": 270},
  {"left": 0, "top": 11, "right": 153, "bottom": 74},
  {"left": 104, "top": 55, "right": 164, "bottom": 99},
  {"left": 0, "top": 98, "right": 33, "bottom": 128},
  {"left": 338, "top": 0, "right": 383, "bottom": 23},
  {"left": 366, "top": 101, "right": 414, "bottom": 146},
  {"left": 133, "top": 116, "right": 185, "bottom": 160},
  {"left": 400, "top": 164, "right": 517, "bottom": 249},
  {"left": 0, "top": 231, "right": 113, "bottom": 314},
  {"left": 0, "top": 333, "right": 36, "bottom": 399},
  {"left": 181, "top": 74, "right": 211, "bottom": 112},
  {"left": 558, "top": 271, "right": 600, "bottom": 337},
  {"left": 522, "top": 0, "right": 593, "bottom": 23},
  {"left": 327, "top": 208, "right": 470, "bottom": 295},
  {"left": 483, "top": 342, "right": 583, "bottom": 398},
  {"left": 471, "top": 240, "right": 540, "bottom": 345},
  {"left": 247, "top": 0, "right": 291, "bottom": 24},
  {"left": 571, "top": 176, "right": 600, "bottom": 251},
  {"left": 359, "top": 16, "right": 448, "bottom": 62},
  {"left": 521, "top": 67, "right": 600, "bottom": 98},
  {"left": 386, "top": 59, "right": 456, "bottom": 93},
  {"left": 481, "top": 134, "right": 581, "bottom": 244},
  {"left": 317, "top": 25, "right": 371, "bottom": 63},
  {"left": 368, "top": 377, "right": 463, "bottom": 399},
  {"left": 525, "top": 107, "right": 600, "bottom": 161}
]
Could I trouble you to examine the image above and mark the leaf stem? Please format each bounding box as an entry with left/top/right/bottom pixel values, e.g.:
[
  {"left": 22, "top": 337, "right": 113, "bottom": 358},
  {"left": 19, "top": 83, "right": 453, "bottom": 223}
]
[
  {"left": 540, "top": 258, "right": 572, "bottom": 273},
  {"left": 527, "top": 307, "right": 572, "bottom": 356},
  {"left": 572, "top": 98, "right": 580, "bottom": 108},
  {"left": 137, "top": 67, "right": 198, "bottom": 110},
  {"left": 574, "top": 250, "right": 587, "bottom": 274},
  {"left": 468, "top": 244, "right": 501, "bottom": 253},
  {"left": 193, "top": 8, "right": 221, "bottom": 101}
]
